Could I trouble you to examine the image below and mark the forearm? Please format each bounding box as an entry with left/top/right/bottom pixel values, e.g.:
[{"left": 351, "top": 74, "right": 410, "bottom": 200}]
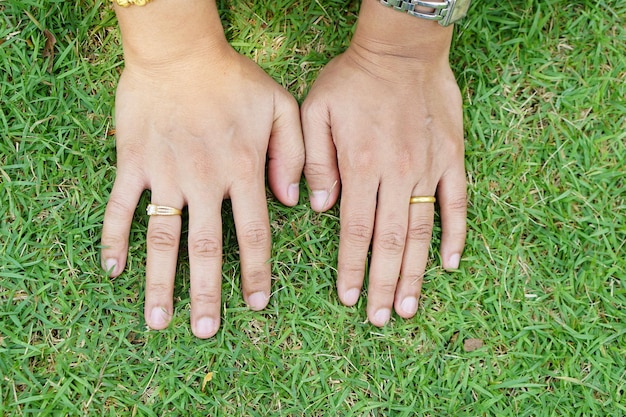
[{"left": 112, "top": 0, "right": 229, "bottom": 68}]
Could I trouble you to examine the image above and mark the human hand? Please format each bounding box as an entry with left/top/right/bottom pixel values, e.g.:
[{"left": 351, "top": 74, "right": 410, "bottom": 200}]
[
  {"left": 100, "top": 2, "right": 303, "bottom": 338},
  {"left": 301, "top": 0, "right": 466, "bottom": 326}
]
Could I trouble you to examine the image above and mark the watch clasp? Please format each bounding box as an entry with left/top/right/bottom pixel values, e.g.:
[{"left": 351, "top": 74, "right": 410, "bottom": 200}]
[
  {"left": 380, "top": 0, "right": 471, "bottom": 27},
  {"left": 439, "top": 0, "right": 471, "bottom": 26}
]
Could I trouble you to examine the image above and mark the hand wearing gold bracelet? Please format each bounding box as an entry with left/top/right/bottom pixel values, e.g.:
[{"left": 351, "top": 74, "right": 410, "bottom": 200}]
[
  {"left": 101, "top": 0, "right": 304, "bottom": 339},
  {"left": 110, "top": 0, "right": 152, "bottom": 7}
]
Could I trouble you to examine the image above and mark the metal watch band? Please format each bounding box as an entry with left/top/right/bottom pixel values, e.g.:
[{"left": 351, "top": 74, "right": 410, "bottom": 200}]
[{"left": 379, "top": 0, "right": 471, "bottom": 26}]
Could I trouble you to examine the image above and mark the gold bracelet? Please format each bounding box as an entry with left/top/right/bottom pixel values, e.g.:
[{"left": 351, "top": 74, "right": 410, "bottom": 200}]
[{"left": 111, "top": 0, "right": 153, "bottom": 7}]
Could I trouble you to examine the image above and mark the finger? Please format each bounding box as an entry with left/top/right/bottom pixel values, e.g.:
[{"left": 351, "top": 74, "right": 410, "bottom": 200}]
[
  {"left": 366, "top": 183, "right": 411, "bottom": 326},
  {"left": 335, "top": 170, "right": 378, "bottom": 308},
  {"left": 438, "top": 164, "right": 467, "bottom": 270},
  {"left": 230, "top": 173, "right": 272, "bottom": 312},
  {"left": 268, "top": 90, "right": 305, "bottom": 207},
  {"left": 144, "top": 193, "right": 184, "bottom": 331},
  {"left": 394, "top": 189, "right": 436, "bottom": 319},
  {"left": 101, "top": 164, "right": 145, "bottom": 278},
  {"left": 187, "top": 194, "right": 224, "bottom": 339},
  {"left": 301, "top": 96, "right": 340, "bottom": 212}
]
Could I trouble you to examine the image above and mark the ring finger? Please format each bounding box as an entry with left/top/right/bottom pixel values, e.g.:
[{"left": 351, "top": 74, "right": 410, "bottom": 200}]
[
  {"left": 394, "top": 186, "right": 436, "bottom": 318},
  {"left": 144, "top": 191, "right": 185, "bottom": 331}
]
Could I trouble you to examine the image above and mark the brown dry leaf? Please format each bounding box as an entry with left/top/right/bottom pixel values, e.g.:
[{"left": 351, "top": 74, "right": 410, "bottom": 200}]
[
  {"left": 463, "top": 338, "right": 484, "bottom": 352},
  {"left": 43, "top": 29, "right": 56, "bottom": 72}
]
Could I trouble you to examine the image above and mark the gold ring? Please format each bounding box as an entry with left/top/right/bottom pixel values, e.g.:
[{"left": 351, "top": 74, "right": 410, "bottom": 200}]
[
  {"left": 410, "top": 196, "right": 436, "bottom": 204},
  {"left": 146, "top": 204, "right": 182, "bottom": 216}
]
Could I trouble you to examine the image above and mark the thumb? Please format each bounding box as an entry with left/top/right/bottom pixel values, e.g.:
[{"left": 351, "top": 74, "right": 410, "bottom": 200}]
[
  {"left": 268, "top": 89, "right": 305, "bottom": 206},
  {"left": 301, "top": 95, "right": 340, "bottom": 212}
]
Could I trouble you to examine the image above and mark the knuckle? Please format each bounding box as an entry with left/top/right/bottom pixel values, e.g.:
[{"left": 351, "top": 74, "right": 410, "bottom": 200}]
[
  {"left": 147, "top": 225, "right": 179, "bottom": 252},
  {"left": 240, "top": 222, "right": 270, "bottom": 249},
  {"left": 234, "top": 149, "right": 262, "bottom": 175},
  {"left": 100, "top": 232, "right": 127, "bottom": 252},
  {"left": 401, "top": 272, "right": 425, "bottom": 286},
  {"left": 191, "top": 290, "right": 220, "bottom": 307},
  {"left": 375, "top": 224, "right": 406, "bottom": 254},
  {"left": 372, "top": 279, "right": 398, "bottom": 296},
  {"left": 105, "top": 193, "right": 135, "bottom": 218},
  {"left": 279, "top": 145, "right": 305, "bottom": 170},
  {"left": 448, "top": 136, "right": 465, "bottom": 156},
  {"left": 119, "top": 142, "right": 144, "bottom": 164},
  {"left": 393, "top": 149, "right": 413, "bottom": 176},
  {"left": 342, "top": 220, "right": 373, "bottom": 245},
  {"left": 189, "top": 232, "right": 221, "bottom": 259},
  {"left": 244, "top": 268, "right": 269, "bottom": 288},
  {"left": 443, "top": 225, "right": 467, "bottom": 247},
  {"left": 190, "top": 154, "right": 212, "bottom": 181},
  {"left": 446, "top": 195, "right": 468, "bottom": 213},
  {"left": 304, "top": 161, "right": 330, "bottom": 179},
  {"left": 118, "top": 143, "right": 149, "bottom": 174},
  {"left": 407, "top": 219, "right": 433, "bottom": 242},
  {"left": 146, "top": 281, "right": 171, "bottom": 298},
  {"left": 344, "top": 149, "right": 375, "bottom": 173},
  {"left": 338, "top": 259, "right": 366, "bottom": 278}
]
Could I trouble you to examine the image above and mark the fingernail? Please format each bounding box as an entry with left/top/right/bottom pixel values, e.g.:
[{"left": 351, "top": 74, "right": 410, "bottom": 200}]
[
  {"left": 195, "top": 317, "right": 217, "bottom": 338},
  {"left": 310, "top": 190, "right": 329, "bottom": 211},
  {"left": 343, "top": 288, "right": 360, "bottom": 306},
  {"left": 288, "top": 183, "right": 300, "bottom": 205},
  {"left": 373, "top": 308, "right": 391, "bottom": 326},
  {"left": 446, "top": 253, "right": 461, "bottom": 270},
  {"left": 103, "top": 259, "right": 117, "bottom": 276},
  {"left": 149, "top": 307, "right": 170, "bottom": 329},
  {"left": 248, "top": 291, "right": 269, "bottom": 311},
  {"left": 401, "top": 297, "right": 418, "bottom": 316}
]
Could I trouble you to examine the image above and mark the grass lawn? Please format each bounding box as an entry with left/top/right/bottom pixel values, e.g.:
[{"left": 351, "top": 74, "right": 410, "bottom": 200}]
[{"left": 1, "top": 0, "right": 625, "bottom": 415}]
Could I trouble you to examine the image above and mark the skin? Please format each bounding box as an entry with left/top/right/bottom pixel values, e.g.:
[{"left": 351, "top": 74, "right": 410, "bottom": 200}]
[
  {"left": 302, "top": 0, "right": 467, "bottom": 326},
  {"left": 100, "top": 0, "right": 304, "bottom": 338},
  {"left": 100, "top": 0, "right": 467, "bottom": 337}
]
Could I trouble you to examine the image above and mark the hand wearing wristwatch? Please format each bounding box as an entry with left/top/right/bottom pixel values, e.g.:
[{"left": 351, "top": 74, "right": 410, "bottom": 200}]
[{"left": 379, "top": 0, "right": 471, "bottom": 26}]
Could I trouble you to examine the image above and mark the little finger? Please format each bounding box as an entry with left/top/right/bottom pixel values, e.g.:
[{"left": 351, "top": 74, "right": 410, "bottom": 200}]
[
  {"left": 438, "top": 165, "right": 467, "bottom": 270},
  {"left": 101, "top": 168, "right": 144, "bottom": 277}
]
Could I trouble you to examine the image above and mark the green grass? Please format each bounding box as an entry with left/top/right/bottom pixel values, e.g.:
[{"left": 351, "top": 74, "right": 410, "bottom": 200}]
[{"left": 1, "top": 0, "right": 625, "bottom": 415}]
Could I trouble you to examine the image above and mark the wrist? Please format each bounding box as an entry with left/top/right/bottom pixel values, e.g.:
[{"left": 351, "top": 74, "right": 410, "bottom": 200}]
[
  {"left": 114, "top": 0, "right": 229, "bottom": 69},
  {"left": 351, "top": 0, "right": 453, "bottom": 63}
]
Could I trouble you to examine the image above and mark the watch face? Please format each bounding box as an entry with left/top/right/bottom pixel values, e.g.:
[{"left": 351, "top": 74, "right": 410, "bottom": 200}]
[{"left": 446, "top": 0, "right": 471, "bottom": 25}]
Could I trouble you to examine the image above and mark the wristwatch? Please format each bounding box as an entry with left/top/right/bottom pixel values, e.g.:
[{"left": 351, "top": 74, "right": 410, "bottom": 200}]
[{"left": 379, "top": 0, "right": 472, "bottom": 26}]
